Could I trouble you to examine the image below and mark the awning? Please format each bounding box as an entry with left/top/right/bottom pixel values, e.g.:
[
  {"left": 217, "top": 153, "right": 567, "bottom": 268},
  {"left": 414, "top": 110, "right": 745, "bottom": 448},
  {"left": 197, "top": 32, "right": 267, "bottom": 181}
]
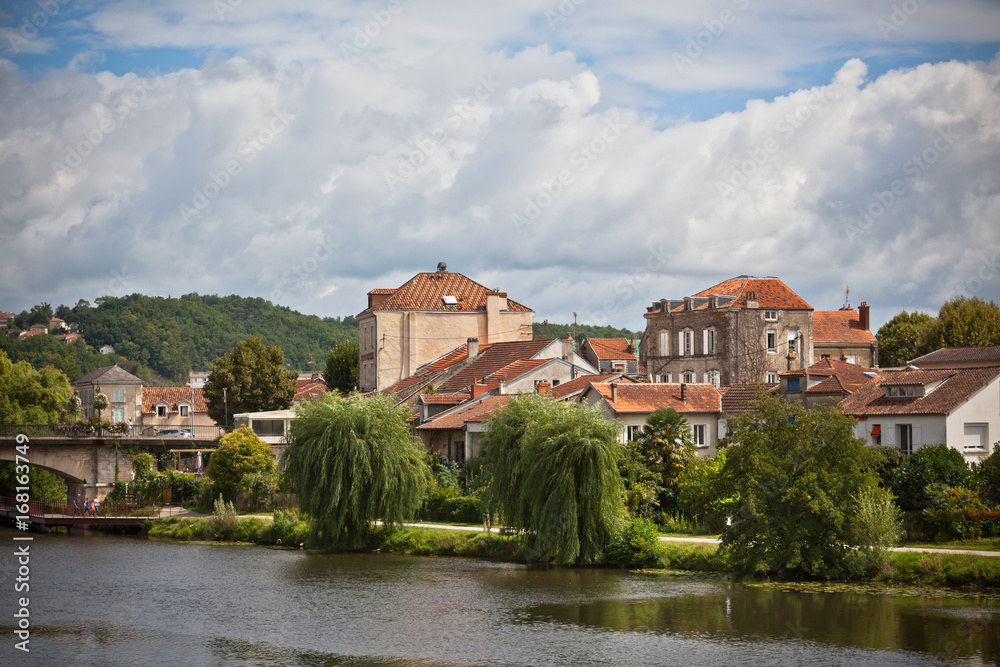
[{"left": 870, "top": 425, "right": 881, "bottom": 437}]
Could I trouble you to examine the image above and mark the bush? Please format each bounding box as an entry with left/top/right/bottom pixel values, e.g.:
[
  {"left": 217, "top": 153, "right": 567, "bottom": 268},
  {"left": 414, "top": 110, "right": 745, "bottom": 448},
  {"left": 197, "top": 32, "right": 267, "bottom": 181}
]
[
  {"left": 209, "top": 494, "right": 238, "bottom": 540},
  {"left": 207, "top": 427, "right": 275, "bottom": 498},
  {"left": 426, "top": 485, "right": 483, "bottom": 524},
  {"left": 609, "top": 517, "right": 663, "bottom": 568},
  {"left": 891, "top": 444, "right": 973, "bottom": 511}
]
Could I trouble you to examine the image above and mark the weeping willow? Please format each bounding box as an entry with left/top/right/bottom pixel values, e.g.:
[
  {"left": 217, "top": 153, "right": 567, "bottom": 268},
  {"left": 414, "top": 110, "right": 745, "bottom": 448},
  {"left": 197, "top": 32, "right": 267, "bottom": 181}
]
[
  {"left": 482, "top": 394, "right": 626, "bottom": 565},
  {"left": 282, "top": 393, "right": 431, "bottom": 549}
]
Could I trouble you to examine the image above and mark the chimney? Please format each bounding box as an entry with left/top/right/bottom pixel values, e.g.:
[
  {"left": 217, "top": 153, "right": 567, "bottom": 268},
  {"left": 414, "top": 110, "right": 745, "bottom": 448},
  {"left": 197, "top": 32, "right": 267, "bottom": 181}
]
[
  {"left": 859, "top": 301, "right": 870, "bottom": 331},
  {"left": 467, "top": 337, "right": 479, "bottom": 360},
  {"left": 498, "top": 380, "right": 507, "bottom": 395},
  {"left": 611, "top": 383, "right": 618, "bottom": 403},
  {"left": 471, "top": 379, "right": 487, "bottom": 399},
  {"left": 681, "top": 383, "right": 686, "bottom": 403}
]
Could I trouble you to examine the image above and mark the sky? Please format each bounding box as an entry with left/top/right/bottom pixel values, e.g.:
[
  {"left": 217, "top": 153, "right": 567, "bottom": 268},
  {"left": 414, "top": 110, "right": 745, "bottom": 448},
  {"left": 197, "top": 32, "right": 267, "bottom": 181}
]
[{"left": 1, "top": 0, "right": 998, "bottom": 334}]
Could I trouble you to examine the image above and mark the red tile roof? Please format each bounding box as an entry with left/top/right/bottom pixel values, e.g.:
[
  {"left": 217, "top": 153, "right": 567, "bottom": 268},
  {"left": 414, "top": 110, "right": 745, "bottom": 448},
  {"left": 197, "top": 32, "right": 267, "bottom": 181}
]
[
  {"left": 584, "top": 338, "right": 636, "bottom": 360},
  {"left": 437, "top": 339, "right": 553, "bottom": 392},
  {"left": 419, "top": 392, "right": 471, "bottom": 405},
  {"left": 909, "top": 345, "right": 1000, "bottom": 367},
  {"left": 691, "top": 276, "right": 813, "bottom": 310},
  {"left": 381, "top": 343, "right": 481, "bottom": 397},
  {"left": 543, "top": 373, "right": 622, "bottom": 400},
  {"left": 141, "top": 387, "right": 208, "bottom": 414},
  {"left": 719, "top": 383, "right": 779, "bottom": 414},
  {"left": 813, "top": 310, "right": 875, "bottom": 345},
  {"left": 295, "top": 378, "right": 328, "bottom": 401},
  {"left": 359, "top": 271, "right": 531, "bottom": 315},
  {"left": 840, "top": 366, "right": 1000, "bottom": 416},
  {"left": 780, "top": 358, "right": 874, "bottom": 395},
  {"left": 589, "top": 383, "right": 721, "bottom": 414},
  {"left": 417, "top": 396, "right": 511, "bottom": 431}
]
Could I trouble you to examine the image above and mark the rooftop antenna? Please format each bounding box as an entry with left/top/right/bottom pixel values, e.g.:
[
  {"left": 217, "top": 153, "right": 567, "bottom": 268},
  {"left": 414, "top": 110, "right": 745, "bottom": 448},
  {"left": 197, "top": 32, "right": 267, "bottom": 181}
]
[{"left": 842, "top": 285, "right": 851, "bottom": 310}]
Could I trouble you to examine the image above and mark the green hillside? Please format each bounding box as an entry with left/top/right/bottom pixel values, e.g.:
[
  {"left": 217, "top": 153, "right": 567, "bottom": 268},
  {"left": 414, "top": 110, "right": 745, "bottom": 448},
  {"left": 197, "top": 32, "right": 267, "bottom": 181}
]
[{"left": 4, "top": 294, "right": 358, "bottom": 383}]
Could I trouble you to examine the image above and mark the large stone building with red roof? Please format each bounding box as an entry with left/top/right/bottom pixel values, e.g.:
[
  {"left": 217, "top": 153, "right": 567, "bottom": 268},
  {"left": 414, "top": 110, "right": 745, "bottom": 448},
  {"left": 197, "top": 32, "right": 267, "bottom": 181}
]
[
  {"left": 640, "top": 276, "right": 816, "bottom": 386},
  {"left": 357, "top": 263, "right": 534, "bottom": 392}
]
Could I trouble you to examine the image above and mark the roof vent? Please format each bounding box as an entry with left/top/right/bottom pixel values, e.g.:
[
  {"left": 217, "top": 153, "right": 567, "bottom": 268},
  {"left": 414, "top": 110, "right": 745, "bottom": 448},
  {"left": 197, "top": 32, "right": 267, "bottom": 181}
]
[{"left": 437, "top": 262, "right": 447, "bottom": 272}]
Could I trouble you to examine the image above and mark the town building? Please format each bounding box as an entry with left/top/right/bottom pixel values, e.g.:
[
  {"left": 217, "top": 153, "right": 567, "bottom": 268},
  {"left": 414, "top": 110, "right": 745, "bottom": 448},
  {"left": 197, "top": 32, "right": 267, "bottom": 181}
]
[
  {"left": 640, "top": 276, "right": 814, "bottom": 386},
  {"left": 907, "top": 344, "right": 1000, "bottom": 370},
  {"left": 812, "top": 303, "right": 877, "bottom": 367},
  {"left": 72, "top": 365, "right": 144, "bottom": 423},
  {"left": 140, "top": 386, "right": 214, "bottom": 436},
  {"left": 580, "top": 337, "right": 642, "bottom": 375},
  {"left": 778, "top": 358, "right": 875, "bottom": 408}
]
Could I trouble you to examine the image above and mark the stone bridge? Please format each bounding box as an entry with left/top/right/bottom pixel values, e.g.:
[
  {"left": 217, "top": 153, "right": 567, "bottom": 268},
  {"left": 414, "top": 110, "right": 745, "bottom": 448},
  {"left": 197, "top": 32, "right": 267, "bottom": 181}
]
[{"left": 0, "top": 436, "right": 218, "bottom": 500}]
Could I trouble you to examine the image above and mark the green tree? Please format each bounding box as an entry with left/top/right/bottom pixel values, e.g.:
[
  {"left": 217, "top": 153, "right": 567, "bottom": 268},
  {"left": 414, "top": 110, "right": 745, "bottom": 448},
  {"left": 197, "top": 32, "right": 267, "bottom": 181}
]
[
  {"left": 203, "top": 336, "right": 297, "bottom": 425},
  {"left": 718, "top": 395, "right": 899, "bottom": 578},
  {"left": 482, "top": 394, "right": 626, "bottom": 565},
  {"left": 281, "top": 393, "right": 431, "bottom": 549},
  {"left": 206, "top": 427, "right": 275, "bottom": 497},
  {"left": 324, "top": 339, "right": 360, "bottom": 394},
  {"left": 890, "top": 444, "right": 972, "bottom": 511},
  {"left": 631, "top": 408, "right": 696, "bottom": 513},
  {"left": 677, "top": 449, "right": 734, "bottom": 532},
  {"left": 976, "top": 443, "right": 1000, "bottom": 507},
  {"left": 920, "top": 296, "right": 1000, "bottom": 353},
  {"left": 0, "top": 350, "right": 71, "bottom": 424},
  {"left": 876, "top": 311, "right": 935, "bottom": 367}
]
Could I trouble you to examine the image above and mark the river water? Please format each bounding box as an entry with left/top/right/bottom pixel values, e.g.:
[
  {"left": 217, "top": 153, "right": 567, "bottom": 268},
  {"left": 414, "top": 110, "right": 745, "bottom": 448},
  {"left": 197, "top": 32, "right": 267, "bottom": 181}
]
[{"left": 1, "top": 528, "right": 998, "bottom": 666}]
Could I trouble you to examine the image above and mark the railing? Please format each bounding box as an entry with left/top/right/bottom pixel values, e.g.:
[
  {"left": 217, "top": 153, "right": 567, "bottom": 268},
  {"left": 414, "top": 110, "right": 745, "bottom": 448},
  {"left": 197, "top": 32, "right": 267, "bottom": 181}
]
[
  {"left": 0, "top": 493, "right": 179, "bottom": 519},
  {"left": 0, "top": 424, "right": 229, "bottom": 439}
]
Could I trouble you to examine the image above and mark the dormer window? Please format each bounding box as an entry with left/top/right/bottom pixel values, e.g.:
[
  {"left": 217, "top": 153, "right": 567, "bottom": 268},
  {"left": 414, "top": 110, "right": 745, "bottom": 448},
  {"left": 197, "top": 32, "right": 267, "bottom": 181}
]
[
  {"left": 179, "top": 404, "right": 190, "bottom": 417},
  {"left": 156, "top": 404, "right": 167, "bottom": 417},
  {"left": 885, "top": 385, "right": 923, "bottom": 398},
  {"left": 442, "top": 296, "right": 458, "bottom": 306}
]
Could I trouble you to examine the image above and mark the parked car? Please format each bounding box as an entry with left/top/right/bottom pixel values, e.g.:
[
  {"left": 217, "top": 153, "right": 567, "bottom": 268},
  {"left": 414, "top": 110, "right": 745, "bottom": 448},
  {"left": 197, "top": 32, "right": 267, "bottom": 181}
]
[{"left": 156, "top": 429, "right": 194, "bottom": 438}]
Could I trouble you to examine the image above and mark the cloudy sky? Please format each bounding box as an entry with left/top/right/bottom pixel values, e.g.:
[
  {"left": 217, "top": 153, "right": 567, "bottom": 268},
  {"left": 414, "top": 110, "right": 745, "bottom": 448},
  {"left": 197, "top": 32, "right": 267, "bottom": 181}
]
[{"left": 1, "top": 0, "right": 998, "bottom": 332}]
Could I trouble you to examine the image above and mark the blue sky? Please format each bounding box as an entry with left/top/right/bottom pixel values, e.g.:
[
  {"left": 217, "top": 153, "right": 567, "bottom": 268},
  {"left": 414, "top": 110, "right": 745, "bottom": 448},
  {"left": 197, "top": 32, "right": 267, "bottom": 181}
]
[{"left": 1, "top": 1, "right": 999, "bottom": 333}]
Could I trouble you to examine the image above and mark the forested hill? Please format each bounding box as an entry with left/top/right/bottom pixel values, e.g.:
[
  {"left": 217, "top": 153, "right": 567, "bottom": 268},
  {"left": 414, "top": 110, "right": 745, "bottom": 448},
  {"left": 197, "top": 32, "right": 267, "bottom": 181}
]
[{"left": 5, "top": 294, "right": 358, "bottom": 383}]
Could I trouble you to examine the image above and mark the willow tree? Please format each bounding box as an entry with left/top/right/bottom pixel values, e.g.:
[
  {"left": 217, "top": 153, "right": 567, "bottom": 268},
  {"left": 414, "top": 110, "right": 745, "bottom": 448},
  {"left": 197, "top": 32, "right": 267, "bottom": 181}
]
[
  {"left": 281, "top": 393, "right": 430, "bottom": 549},
  {"left": 482, "top": 394, "right": 626, "bottom": 565}
]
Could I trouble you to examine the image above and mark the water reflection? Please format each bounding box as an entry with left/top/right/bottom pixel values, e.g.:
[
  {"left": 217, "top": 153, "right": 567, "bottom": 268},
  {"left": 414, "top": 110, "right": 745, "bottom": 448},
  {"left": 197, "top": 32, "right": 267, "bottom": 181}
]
[{"left": 1, "top": 529, "right": 997, "bottom": 666}]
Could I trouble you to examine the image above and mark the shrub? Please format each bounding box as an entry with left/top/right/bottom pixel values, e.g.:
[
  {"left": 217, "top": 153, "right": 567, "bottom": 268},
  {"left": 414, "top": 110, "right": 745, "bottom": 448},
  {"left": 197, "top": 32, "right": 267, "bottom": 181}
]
[
  {"left": 890, "top": 444, "right": 972, "bottom": 511},
  {"left": 209, "top": 494, "right": 238, "bottom": 540},
  {"left": 609, "top": 517, "right": 663, "bottom": 568}
]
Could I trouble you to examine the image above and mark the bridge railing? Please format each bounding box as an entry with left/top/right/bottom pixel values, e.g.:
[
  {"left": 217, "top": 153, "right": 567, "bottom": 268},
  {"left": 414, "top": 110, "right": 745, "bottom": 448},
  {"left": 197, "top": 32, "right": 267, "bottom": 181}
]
[
  {"left": 0, "top": 493, "right": 174, "bottom": 519},
  {"left": 0, "top": 424, "right": 229, "bottom": 439}
]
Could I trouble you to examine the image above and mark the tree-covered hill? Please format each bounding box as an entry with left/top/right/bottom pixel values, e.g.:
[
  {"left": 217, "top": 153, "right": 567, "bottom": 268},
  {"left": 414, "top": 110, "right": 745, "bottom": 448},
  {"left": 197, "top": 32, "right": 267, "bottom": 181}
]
[
  {"left": 532, "top": 321, "right": 642, "bottom": 344},
  {"left": 5, "top": 294, "right": 358, "bottom": 383}
]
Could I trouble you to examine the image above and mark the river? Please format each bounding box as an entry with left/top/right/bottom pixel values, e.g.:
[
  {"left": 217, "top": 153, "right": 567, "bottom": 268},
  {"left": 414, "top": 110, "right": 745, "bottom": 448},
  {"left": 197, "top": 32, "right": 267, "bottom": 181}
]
[{"left": 1, "top": 528, "right": 998, "bottom": 665}]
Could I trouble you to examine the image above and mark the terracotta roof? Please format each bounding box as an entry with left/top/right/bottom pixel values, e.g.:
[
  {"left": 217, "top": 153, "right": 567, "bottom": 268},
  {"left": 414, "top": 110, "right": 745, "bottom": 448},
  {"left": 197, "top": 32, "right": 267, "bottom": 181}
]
[
  {"left": 295, "top": 378, "right": 328, "bottom": 401},
  {"left": 74, "top": 365, "right": 144, "bottom": 386},
  {"left": 780, "top": 358, "right": 874, "bottom": 395},
  {"left": 813, "top": 310, "right": 876, "bottom": 345},
  {"left": 142, "top": 387, "right": 208, "bottom": 413},
  {"left": 417, "top": 395, "right": 511, "bottom": 431},
  {"left": 359, "top": 271, "right": 531, "bottom": 315},
  {"left": 589, "top": 383, "right": 722, "bottom": 414},
  {"left": 841, "top": 366, "right": 1000, "bottom": 416},
  {"left": 381, "top": 343, "right": 481, "bottom": 396},
  {"left": 437, "top": 339, "right": 553, "bottom": 392},
  {"left": 544, "top": 373, "right": 621, "bottom": 400},
  {"left": 584, "top": 338, "right": 636, "bottom": 360},
  {"left": 909, "top": 345, "right": 1000, "bottom": 367},
  {"left": 719, "top": 383, "right": 779, "bottom": 414},
  {"left": 419, "top": 393, "right": 471, "bottom": 405},
  {"left": 688, "top": 276, "right": 812, "bottom": 310}
]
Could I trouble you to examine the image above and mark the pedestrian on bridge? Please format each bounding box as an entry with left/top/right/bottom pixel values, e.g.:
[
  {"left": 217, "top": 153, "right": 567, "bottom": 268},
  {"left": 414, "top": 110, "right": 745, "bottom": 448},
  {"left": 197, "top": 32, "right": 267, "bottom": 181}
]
[
  {"left": 73, "top": 494, "right": 81, "bottom": 516},
  {"left": 92, "top": 497, "right": 100, "bottom": 517},
  {"left": 84, "top": 498, "right": 90, "bottom": 516}
]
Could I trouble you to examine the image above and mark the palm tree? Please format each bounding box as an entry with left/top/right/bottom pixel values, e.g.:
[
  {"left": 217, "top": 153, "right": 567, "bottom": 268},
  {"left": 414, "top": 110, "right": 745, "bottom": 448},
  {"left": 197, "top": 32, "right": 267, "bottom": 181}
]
[{"left": 635, "top": 408, "right": 695, "bottom": 486}]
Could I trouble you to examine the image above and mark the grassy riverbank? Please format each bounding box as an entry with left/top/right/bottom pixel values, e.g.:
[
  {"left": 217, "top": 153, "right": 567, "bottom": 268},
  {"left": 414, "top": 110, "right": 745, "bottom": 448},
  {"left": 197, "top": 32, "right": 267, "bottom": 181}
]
[{"left": 140, "top": 516, "right": 1000, "bottom": 588}]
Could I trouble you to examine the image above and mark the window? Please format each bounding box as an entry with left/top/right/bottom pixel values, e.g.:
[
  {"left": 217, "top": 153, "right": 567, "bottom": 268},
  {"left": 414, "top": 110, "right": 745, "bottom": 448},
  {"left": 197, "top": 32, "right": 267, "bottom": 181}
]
[
  {"left": 682, "top": 371, "right": 695, "bottom": 384},
  {"left": 626, "top": 425, "right": 643, "bottom": 442},
  {"left": 112, "top": 407, "right": 125, "bottom": 422},
  {"left": 821, "top": 354, "right": 831, "bottom": 360},
  {"left": 454, "top": 441, "right": 466, "bottom": 464},
  {"left": 886, "top": 386, "right": 922, "bottom": 398},
  {"left": 787, "top": 377, "right": 801, "bottom": 392},
  {"left": 692, "top": 424, "right": 707, "bottom": 447},
  {"left": 113, "top": 388, "right": 125, "bottom": 403},
  {"left": 767, "top": 372, "right": 778, "bottom": 383},
  {"left": 659, "top": 330, "right": 670, "bottom": 356},
  {"left": 704, "top": 328, "right": 717, "bottom": 355},
  {"left": 708, "top": 370, "right": 720, "bottom": 388},
  {"left": 897, "top": 424, "right": 912, "bottom": 456},
  {"left": 845, "top": 354, "right": 857, "bottom": 365},
  {"left": 156, "top": 404, "right": 167, "bottom": 418},
  {"left": 179, "top": 405, "right": 190, "bottom": 417},
  {"left": 871, "top": 424, "right": 881, "bottom": 445},
  {"left": 767, "top": 329, "right": 777, "bottom": 353},
  {"left": 679, "top": 330, "right": 693, "bottom": 356},
  {"left": 787, "top": 330, "right": 798, "bottom": 355},
  {"left": 611, "top": 361, "right": 626, "bottom": 373},
  {"left": 764, "top": 310, "right": 778, "bottom": 321},
  {"left": 964, "top": 423, "right": 988, "bottom": 450}
]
